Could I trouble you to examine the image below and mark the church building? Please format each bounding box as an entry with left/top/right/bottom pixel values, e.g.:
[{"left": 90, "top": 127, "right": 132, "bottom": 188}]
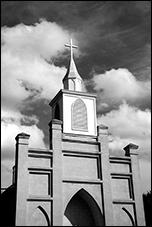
[{"left": 1, "top": 39, "right": 145, "bottom": 226}]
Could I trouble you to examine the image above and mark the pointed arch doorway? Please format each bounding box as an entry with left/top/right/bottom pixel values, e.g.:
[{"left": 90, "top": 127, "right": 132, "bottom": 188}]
[{"left": 64, "top": 189, "right": 104, "bottom": 226}]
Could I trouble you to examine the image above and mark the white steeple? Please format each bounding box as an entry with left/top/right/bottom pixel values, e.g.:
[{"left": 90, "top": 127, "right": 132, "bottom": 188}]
[{"left": 62, "top": 39, "right": 83, "bottom": 92}]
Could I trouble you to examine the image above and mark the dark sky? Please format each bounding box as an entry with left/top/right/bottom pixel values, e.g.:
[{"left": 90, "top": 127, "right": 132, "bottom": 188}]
[
  {"left": 1, "top": 1, "right": 151, "bottom": 78},
  {"left": 1, "top": 1, "right": 151, "bottom": 191}
]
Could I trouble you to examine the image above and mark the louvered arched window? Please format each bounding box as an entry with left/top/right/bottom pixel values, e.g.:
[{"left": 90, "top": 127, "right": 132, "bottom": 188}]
[{"left": 72, "top": 98, "right": 88, "bottom": 131}]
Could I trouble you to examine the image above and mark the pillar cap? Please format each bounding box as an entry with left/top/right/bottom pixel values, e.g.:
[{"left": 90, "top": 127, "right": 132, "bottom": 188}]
[
  {"left": 15, "top": 132, "right": 30, "bottom": 141},
  {"left": 97, "top": 124, "right": 108, "bottom": 135},
  {"left": 48, "top": 119, "right": 63, "bottom": 126},
  {"left": 98, "top": 124, "right": 108, "bottom": 130},
  {"left": 123, "top": 143, "right": 139, "bottom": 156}
]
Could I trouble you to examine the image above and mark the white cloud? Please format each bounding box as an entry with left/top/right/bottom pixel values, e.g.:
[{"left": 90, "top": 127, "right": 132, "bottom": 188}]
[
  {"left": 1, "top": 109, "right": 39, "bottom": 125},
  {"left": 1, "top": 20, "right": 75, "bottom": 187},
  {"left": 1, "top": 52, "right": 67, "bottom": 108},
  {"left": 92, "top": 67, "right": 151, "bottom": 192},
  {"left": 98, "top": 102, "right": 151, "bottom": 139},
  {"left": 98, "top": 102, "right": 151, "bottom": 193},
  {"left": 1, "top": 116, "right": 46, "bottom": 188},
  {"left": 1, "top": 19, "right": 72, "bottom": 61},
  {"left": 98, "top": 102, "right": 151, "bottom": 158},
  {"left": 1, "top": 20, "right": 75, "bottom": 110},
  {"left": 1, "top": 120, "right": 46, "bottom": 186},
  {"left": 1, "top": 19, "right": 74, "bottom": 159},
  {"left": 1, "top": 121, "right": 46, "bottom": 154},
  {"left": 92, "top": 68, "right": 151, "bottom": 108}
]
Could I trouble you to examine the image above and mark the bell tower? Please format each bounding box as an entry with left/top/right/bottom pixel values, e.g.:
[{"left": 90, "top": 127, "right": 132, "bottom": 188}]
[{"left": 50, "top": 39, "right": 97, "bottom": 136}]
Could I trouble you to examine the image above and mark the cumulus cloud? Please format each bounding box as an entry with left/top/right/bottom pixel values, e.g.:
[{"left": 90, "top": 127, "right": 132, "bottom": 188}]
[
  {"left": 1, "top": 109, "right": 39, "bottom": 125},
  {"left": 1, "top": 19, "right": 76, "bottom": 151},
  {"left": 1, "top": 114, "right": 46, "bottom": 187},
  {"left": 97, "top": 102, "right": 151, "bottom": 158},
  {"left": 1, "top": 19, "right": 72, "bottom": 60},
  {"left": 97, "top": 101, "right": 151, "bottom": 192},
  {"left": 91, "top": 67, "right": 151, "bottom": 192},
  {"left": 1, "top": 19, "right": 77, "bottom": 111},
  {"left": 1, "top": 52, "right": 67, "bottom": 109},
  {"left": 1, "top": 20, "right": 77, "bottom": 187},
  {"left": 1, "top": 121, "right": 46, "bottom": 160},
  {"left": 91, "top": 68, "right": 151, "bottom": 110}
]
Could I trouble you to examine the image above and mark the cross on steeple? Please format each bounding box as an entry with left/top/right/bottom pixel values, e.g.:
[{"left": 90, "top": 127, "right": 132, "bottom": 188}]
[
  {"left": 63, "top": 38, "right": 82, "bottom": 92},
  {"left": 65, "top": 39, "right": 78, "bottom": 60}
]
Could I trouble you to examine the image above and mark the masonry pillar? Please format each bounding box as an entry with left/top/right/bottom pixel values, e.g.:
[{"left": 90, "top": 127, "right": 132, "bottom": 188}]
[
  {"left": 15, "top": 132, "right": 30, "bottom": 226},
  {"left": 97, "top": 124, "right": 114, "bottom": 226},
  {"left": 49, "top": 119, "right": 63, "bottom": 226},
  {"left": 124, "top": 143, "right": 146, "bottom": 226}
]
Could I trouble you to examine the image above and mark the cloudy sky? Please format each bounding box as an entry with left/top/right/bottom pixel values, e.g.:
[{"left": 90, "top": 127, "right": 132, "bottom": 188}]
[{"left": 1, "top": 1, "right": 151, "bottom": 193}]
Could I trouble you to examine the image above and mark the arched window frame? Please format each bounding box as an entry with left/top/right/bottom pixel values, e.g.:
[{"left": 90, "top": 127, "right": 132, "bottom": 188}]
[
  {"left": 71, "top": 98, "right": 88, "bottom": 132},
  {"left": 28, "top": 205, "right": 51, "bottom": 226}
]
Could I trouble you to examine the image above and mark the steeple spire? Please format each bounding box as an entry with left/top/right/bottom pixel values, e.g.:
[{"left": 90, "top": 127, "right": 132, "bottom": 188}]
[{"left": 63, "top": 38, "right": 83, "bottom": 91}]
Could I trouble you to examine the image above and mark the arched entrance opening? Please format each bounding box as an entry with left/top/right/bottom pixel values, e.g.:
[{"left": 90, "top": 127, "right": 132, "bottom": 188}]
[{"left": 64, "top": 189, "right": 104, "bottom": 226}]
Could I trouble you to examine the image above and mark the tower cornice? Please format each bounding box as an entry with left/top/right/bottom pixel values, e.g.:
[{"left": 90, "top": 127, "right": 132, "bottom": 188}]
[{"left": 49, "top": 89, "right": 97, "bottom": 107}]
